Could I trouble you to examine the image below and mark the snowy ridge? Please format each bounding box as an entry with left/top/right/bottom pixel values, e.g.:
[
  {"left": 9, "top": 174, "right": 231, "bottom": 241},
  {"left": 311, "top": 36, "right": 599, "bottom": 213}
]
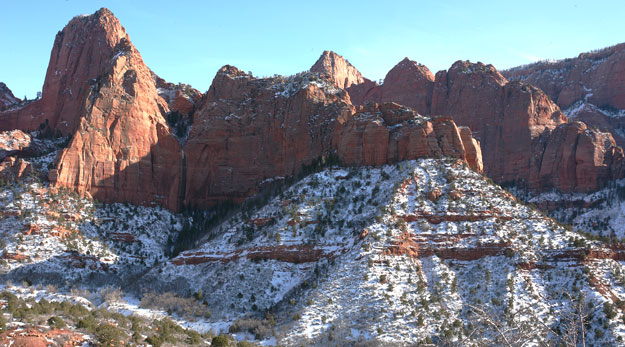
[
  {"left": 3, "top": 148, "right": 625, "bottom": 345},
  {"left": 141, "top": 159, "right": 625, "bottom": 345}
]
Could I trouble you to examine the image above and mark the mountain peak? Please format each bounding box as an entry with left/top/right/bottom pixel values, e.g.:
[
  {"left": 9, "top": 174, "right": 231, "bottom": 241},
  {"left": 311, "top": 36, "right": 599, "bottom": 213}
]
[
  {"left": 389, "top": 57, "right": 434, "bottom": 81},
  {"left": 310, "top": 50, "right": 364, "bottom": 89}
]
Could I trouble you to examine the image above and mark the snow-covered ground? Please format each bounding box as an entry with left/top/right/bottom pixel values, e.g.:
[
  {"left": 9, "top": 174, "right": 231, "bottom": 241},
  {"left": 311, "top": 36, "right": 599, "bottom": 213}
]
[{"left": 3, "top": 153, "right": 625, "bottom": 345}]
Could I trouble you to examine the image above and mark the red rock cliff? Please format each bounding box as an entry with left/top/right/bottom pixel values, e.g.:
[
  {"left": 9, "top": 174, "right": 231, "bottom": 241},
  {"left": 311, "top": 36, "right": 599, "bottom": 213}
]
[
  {"left": 322, "top": 53, "right": 623, "bottom": 193},
  {"left": 333, "top": 102, "right": 482, "bottom": 172},
  {"left": 503, "top": 43, "right": 625, "bottom": 147},
  {"left": 310, "top": 50, "right": 365, "bottom": 90},
  {"left": 0, "top": 10, "right": 483, "bottom": 212},
  {"left": 46, "top": 9, "right": 184, "bottom": 211},
  {"left": 503, "top": 43, "right": 625, "bottom": 110},
  {"left": 0, "top": 9, "right": 132, "bottom": 135}
]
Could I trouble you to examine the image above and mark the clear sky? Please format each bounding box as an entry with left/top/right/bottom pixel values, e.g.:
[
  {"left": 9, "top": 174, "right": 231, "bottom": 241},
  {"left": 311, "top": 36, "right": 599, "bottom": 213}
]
[{"left": 1, "top": 0, "right": 624, "bottom": 99}]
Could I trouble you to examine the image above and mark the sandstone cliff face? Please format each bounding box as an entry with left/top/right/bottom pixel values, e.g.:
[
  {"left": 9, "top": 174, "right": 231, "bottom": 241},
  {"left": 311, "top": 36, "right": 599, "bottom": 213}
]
[
  {"left": 46, "top": 9, "right": 184, "bottom": 211},
  {"left": 345, "top": 57, "right": 434, "bottom": 115},
  {"left": 431, "top": 61, "right": 569, "bottom": 187},
  {"left": 152, "top": 72, "right": 203, "bottom": 117},
  {"left": 320, "top": 52, "right": 623, "bottom": 192},
  {"left": 334, "top": 102, "right": 482, "bottom": 172},
  {"left": 0, "top": 10, "right": 482, "bottom": 212},
  {"left": 0, "top": 82, "right": 19, "bottom": 111},
  {"left": 503, "top": 43, "right": 625, "bottom": 110},
  {"left": 503, "top": 43, "right": 625, "bottom": 148},
  {"left": 536, "top": 122, "right": 625, "bottom": 191},
  {"left": 310, "top": 50, "right": 365, "bottom": 89},
  {"left": 183, "top": 67, "right": 482, "bottom": 210},
  {"left": 183, "top": 67, "right": 355, "bottom": 209},
  {"left": 0, "top": 9, "right": 132, "bottom": 135}
]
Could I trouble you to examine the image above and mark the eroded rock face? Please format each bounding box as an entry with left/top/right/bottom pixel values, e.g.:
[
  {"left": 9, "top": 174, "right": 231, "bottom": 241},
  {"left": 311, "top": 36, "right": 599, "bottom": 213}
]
[
  {"left": 504, "top": 43, "right": 625, "bottom": 149},
  {"left": 346, "top": 57, "right": 434, "bottom": 115},
  {"left": 0, "top": 156, "right": 35, "bottom": 181},
  {"left": 183, "top": 68, "right": 483, "bottom": 210},
  {"left": 0, "top": 8, "right": 131, "bottom": 135},
  {"left": 183, "top": 67, "right": 355, "bottom": 209},
  {"left": 317, "top": 51, "right": 625, "bottom": 192},
  {"left": 431, "top": 61, "right": 567, "bottom": 186},
  {"left": 310, "top": 50, "right": 365, "bottom": 89},
  {"left": 47, "top": 9, "right": 184, "bottom": 211},
  {"left": 334, "top": 102, "right": 482, "bottom": 172},
  {"left": 0, "top": 82, "right": 19, "bottom": 111},
  {"left": 537, "top": 122, "right": 625, "bottom": 191},
  {"left": 504, "top": 43, "right": 625, "bottom": 110},
  {"left": 0, "top": 10, "right": 483, "bottom": 212},
  {"left": 0, "top": 130, "right": 32, "bottom": 160},
  {"left": 152, "top": 72, "right": 203, "bottom": 116}
]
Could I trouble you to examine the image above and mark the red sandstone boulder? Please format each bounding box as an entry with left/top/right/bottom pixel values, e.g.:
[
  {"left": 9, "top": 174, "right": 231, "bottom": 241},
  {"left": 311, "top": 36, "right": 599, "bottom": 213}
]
[{"left": 0, "top": 130, "right": 31, "bottom": 160}]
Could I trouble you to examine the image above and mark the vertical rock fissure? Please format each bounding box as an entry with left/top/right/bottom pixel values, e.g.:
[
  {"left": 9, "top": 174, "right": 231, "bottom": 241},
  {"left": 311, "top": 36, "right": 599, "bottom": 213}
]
[{"left": 179, "top": 149, "right": 187, "bottom": 211}]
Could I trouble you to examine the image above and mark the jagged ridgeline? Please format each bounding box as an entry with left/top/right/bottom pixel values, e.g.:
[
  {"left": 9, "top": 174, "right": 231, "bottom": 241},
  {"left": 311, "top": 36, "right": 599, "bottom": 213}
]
[{"left": 2, "top": 6, "right": 625, "bottom": 346}]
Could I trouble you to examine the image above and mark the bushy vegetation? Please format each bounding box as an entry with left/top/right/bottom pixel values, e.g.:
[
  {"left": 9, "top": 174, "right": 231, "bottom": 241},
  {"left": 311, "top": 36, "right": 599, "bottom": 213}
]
[
  {"left": 0, "top": 290, "right": 223, "bottom": 346},
  {"left": 139, "top": 291, "right": 211, "bottom": 319}
]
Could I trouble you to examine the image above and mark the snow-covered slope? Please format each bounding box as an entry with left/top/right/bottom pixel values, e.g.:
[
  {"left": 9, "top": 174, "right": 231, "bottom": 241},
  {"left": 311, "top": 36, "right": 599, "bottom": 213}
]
[
  {"left": 141, "top": 158, "right": 625, "bottom": 345},
  {"left": 3, "top": 135, "right": 625, "bottom": 345}
]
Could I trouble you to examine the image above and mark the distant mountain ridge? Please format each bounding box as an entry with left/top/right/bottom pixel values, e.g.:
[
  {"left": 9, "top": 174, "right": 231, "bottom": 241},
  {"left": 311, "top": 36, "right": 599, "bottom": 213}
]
[
  {"left": 0, "top": 8, "right": 479, "bottom": 212},
  {"left": 312, "top": 51, "right": 625, "bottom": 193},
  {"left": 503, "top": 43, "right": 625, "bottom": 148}
]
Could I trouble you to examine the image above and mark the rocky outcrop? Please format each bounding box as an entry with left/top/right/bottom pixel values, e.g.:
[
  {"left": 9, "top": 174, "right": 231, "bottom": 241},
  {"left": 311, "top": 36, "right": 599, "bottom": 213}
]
[
  {"left": 0, "top": 130, "right": 31, "bottom": 160},
  {"left": 433, "top": 61, "right": 625, "bottom": 192},
  {"left": 504, "top": 43, "right": 625, "bottom": 148},
  {"left": 318, "top": 51, "right": 625, "bottom": 192},
  {"left": 346, "top": 57, "right": 434, "bottom": 115},
  {"left": 152, "top": 72, "right": 203, "bottom": 116},
  {"left": 503, "top": 43, "right": 625, "bottom": 110},
  {"left": 536, "top": 121, "right": 625, "bottom": 191},
  {"left": 0, "top": 156, "right": 34, "bottom": 181},
  {"left": 46, "top": 9, "right": 184, "bottom": 211},
  {"left": 431, "top": 61, "right": 564, "bottom": 186},
  {"left": 0, "top": 327, "right": 86, "bottom": 347},
  {"left": 310, "top": 50, "right": 365, "bottom": 89},
  {"left": 184, "top": 69, "right": 482, "bottom": 210},
  {"left": 0, "top": 8, "right": 133, "bottom": 135},
  {"left": 458, "top": 127, "right": 483, "bottom": 173},
  {"left": 1, "top": 9, "right": 482, "bottom": 212},
  {"left": 334, "top": 102, "right": 482, "bottom": 172},
  {"left": 183, "top": 67, "right": 352, "bottom": 209},
  {"left": 0, "top": 82, "right": 19, "bottom": 111}
]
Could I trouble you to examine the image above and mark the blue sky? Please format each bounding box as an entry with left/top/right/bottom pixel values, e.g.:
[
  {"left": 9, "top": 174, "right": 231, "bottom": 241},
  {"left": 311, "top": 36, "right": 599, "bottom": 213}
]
[{"left": 1, "top": 0, "right": 624, "bottom": 98}]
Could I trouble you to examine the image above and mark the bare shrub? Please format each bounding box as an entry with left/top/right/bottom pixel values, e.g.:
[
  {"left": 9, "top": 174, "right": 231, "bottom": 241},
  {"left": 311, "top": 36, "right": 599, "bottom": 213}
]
[
  {"left": 228, "top": 316, "right": 272, "bottom": 339},
  {"left": 98, "top": 286, "right": 123, "bottom": 305},
  {"left": 139, "top": 292, "right": 210, "bottom": 319}
]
